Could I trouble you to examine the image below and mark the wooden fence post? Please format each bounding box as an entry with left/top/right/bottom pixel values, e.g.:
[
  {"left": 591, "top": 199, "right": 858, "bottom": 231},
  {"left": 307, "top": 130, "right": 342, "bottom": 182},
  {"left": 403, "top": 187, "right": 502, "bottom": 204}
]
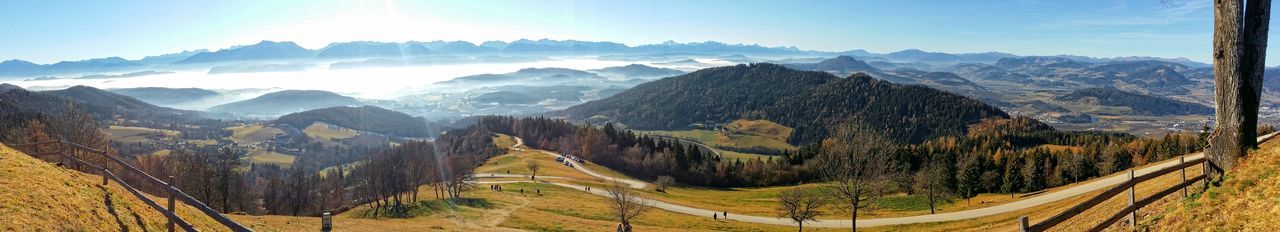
[
  {"left": 167, "top": 175, "right": 176, "bottom": 232},
  {"left": 322, "top": 212, "right": 333, "bottom": 232},
  {"left": 1181, "top": 156, "right": 1187, "bottom": 198},
  {"left": 1018, "top": 216, "right": 1030, "bottom": 232},
  {"left": 1127, "top": 169, "right": 1136, "bottom": 228},
  {"left": 1204, "top": 159, "right": 1211, "bottom": 189}
]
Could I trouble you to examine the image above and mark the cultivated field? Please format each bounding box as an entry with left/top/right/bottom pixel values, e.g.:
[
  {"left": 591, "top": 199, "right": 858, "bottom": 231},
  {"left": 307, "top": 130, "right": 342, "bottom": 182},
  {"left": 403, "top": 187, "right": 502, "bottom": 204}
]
[
  {"left": 106, "top": 125, "right": 180, "bottom": 144},
  {"left": 226, "top": 124, "right": 284, "bottom": 144},
  {"left": 247, "top": 149, "right": 297, "bottom": 168},
  {"left": 303, "top": 122, "right": 359, "bottom": 142}
]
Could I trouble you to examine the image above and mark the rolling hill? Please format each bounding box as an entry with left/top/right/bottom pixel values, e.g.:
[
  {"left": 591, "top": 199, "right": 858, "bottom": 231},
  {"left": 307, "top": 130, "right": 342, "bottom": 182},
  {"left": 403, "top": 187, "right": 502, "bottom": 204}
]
[
  {"left": 1055, "top": 88, "right": 1213, "bottom": 116},
  {"left": 589, "top": 64, "right": 686, "bottom": 79},
  {"left": 208, "top": 90, "right": 360, "bottom": 117},
  {"left": 273, "top": 105, "right": 440, "bottom": 138},
  {"left": 0, "top": 85, "right": 207, "bottom": 124},
  {"left": 556, "top": 63, "right": 1008, "bottom": 144}
]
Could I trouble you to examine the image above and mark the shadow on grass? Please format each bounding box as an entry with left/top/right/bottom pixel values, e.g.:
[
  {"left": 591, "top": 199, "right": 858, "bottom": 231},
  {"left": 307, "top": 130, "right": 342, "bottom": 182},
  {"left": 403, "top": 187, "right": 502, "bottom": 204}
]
[{"left": 354, "top": 198, "right": 492, "bottom": 219}]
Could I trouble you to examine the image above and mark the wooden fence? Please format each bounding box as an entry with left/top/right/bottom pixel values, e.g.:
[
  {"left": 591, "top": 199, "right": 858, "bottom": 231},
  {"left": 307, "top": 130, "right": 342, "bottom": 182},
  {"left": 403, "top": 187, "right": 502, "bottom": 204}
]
[
  {"left": 9, "top": 140, "right": 252, "bottom": 232},
  {"left": 1019, "top": 132, "right": 1278, "bottom": 232},
  {"left": 1017, "top": 155, "right": 1206, "bottom": 232}
]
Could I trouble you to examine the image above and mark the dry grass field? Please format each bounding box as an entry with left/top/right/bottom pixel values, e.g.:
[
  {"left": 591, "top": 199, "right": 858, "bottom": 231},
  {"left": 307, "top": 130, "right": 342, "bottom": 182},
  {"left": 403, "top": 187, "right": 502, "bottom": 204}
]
[
  {"left": 106, "top": 125, "right": 180, "bottom": 144},
  {"left": 641, "top": 120, "right": 797, "bottom": 153},
  {"left": 303, "top": 122, "right": 359, "bottom": 142},
  {"left": 1141, "top": 139, "right": 1280, "bottom": 230},
  {"left": 225, "top": 124, "right": 284, "bottom": 144},
  {"left": 0, "top": 144, "right": 227, "bottom": 231},
  {"left": 247, "top": 149, "right": 297, "bottom": 168}
]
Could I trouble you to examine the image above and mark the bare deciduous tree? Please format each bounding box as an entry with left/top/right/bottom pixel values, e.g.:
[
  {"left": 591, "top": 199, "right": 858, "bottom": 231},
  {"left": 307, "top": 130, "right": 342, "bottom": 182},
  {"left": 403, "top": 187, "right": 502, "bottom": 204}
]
[
  {"left": 777, "top": 188, "right": 826, "bottom": 232},
  {"left": 817, "top": 124, "right": 893, "bottom": 229},
  {"left": 915, "top": 155, "right": 951, "bottom": 214},
  {"left": 527, "top": 160, "right": 540, "bottom": 180},
  {"left": 605, "top": 181, "right": 649, "bottom": 232},
  {"left": 655, "top": 175, "right": 674, "bottom": 192}
]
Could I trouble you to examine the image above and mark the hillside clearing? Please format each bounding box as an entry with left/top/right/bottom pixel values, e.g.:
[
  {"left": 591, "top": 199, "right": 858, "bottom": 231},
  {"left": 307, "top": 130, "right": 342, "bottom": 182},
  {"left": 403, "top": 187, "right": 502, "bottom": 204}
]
[
  {"left": 303, "top": 122, "right": 359, "bottom": 141},
  {"left": 247, "top": 149, "right": 296, "bottom": 168},
  {"left": 226, "top": 124, "right": 283, "bottom": 144}
]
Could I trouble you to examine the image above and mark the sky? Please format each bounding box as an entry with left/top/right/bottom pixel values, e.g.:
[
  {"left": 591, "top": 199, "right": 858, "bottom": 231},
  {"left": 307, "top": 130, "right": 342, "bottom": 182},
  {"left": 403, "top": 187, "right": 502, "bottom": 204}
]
[{"left": 0, "top": 0, "right": 1273, "bottom": 65}]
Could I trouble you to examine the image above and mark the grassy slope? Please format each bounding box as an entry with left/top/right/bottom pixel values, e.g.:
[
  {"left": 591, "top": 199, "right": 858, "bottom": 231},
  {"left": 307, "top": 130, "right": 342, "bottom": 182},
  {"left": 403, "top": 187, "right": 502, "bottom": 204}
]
[
  {"left": 226, "top": 124, "right": 283, "bottom": 144},
  {"left": 303, "top": 122, "right": 359, "bottom": 142},
  {"left": 247, "top": 149, "right": 296, "bottom": 168},
  {"left": 1142, "top": 139, "right": 1280, "bottom": 230},
  {"left": 0, "top": 144, "right": 227, "bottom": 231}
]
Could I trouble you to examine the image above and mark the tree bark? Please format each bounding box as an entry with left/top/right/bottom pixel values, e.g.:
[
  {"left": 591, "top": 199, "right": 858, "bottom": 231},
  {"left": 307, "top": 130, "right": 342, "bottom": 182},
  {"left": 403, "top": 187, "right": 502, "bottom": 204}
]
[
  {"left": 1209, "top": 0, "right": 1247, "bottom": 174},
  {"left": 1243, "top": 0, "right": 1272, "bottom": 148},
  {"left": 851, "top": 202, "right": 857, "bottom": 230}
]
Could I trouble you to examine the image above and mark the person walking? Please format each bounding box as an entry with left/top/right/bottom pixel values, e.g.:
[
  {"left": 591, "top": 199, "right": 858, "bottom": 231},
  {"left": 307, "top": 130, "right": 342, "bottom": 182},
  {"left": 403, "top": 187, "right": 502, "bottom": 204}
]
[{"left": 713, "top": 213, "right": 718, "bottom": 221}]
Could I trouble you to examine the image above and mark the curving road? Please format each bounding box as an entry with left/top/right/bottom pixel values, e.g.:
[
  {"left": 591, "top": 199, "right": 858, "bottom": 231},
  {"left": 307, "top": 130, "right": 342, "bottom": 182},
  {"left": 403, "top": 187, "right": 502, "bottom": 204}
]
[
  {"left": 508, "top": 136, "right": 648, "bottom": 189},
  {"left": 485, "top": 133, "right": 1276, "bottom": 228}
]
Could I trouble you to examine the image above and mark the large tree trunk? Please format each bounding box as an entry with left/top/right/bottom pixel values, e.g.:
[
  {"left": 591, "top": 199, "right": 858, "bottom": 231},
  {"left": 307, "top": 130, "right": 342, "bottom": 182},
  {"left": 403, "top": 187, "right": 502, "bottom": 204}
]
[
  {"left": 1208, "top": 0, "right": 1247, "bottom": 174},
  {"left": 1243, "top": 0, "right": 1273, "bottom": 148}
]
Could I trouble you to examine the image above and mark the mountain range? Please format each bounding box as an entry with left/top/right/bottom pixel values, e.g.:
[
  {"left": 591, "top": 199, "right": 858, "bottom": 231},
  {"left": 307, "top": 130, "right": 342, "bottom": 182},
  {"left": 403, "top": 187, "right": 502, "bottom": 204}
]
[{"left": 0, "top": 38, "right": 1212, "bottom": 78}]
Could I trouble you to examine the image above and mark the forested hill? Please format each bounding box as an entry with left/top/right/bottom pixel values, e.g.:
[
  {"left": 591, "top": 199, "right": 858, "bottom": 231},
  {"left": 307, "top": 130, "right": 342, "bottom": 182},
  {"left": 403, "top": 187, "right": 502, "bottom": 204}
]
[
  {"left": 555, "top": 63, "right": 1009, "bottom": 144},
  {"left": 1055, "top": 88, "right": 1213, "bottom": 116},
  {"left": 29, "top": 85, "right": 202, "bottom": 122},
  {"left": 274, "top": 105, "right": 441, "bottom": 138}
]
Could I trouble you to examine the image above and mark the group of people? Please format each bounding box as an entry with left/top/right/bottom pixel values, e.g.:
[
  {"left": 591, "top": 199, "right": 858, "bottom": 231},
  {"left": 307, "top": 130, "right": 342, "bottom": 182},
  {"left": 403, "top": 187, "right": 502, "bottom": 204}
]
[
  {"left": 489, "top": 184, "right": 504, "bottom": 191},
  {"left": 712, "top": 211, "right": 728, "bottom": 221}
]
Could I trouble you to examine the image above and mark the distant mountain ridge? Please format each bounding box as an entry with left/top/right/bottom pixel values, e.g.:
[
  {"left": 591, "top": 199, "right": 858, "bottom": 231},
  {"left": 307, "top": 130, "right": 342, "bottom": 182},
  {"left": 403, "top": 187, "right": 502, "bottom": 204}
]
[
  {"left": 0, "top": 38, "right": 1209, "bottom": 80},
  {"left": 177, "top": 41, "right": 314, "bottom": 64},
  {"left": 316, "top": 41, "right": 433, "bottom": 58}
]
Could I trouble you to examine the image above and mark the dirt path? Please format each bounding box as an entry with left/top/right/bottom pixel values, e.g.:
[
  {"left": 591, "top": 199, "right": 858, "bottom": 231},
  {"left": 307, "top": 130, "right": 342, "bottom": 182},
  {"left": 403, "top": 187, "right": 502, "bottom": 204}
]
[{"left": 509, "top": 136, "right": 648, "bottom": 189}]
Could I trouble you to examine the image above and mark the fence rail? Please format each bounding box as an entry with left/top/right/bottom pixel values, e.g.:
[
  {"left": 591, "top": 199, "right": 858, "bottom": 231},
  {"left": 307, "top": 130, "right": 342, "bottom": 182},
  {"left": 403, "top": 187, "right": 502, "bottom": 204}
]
[
  {"left": 1017, "top": 155, "right": 1206, "bottom": 232},
  {"left": 8, "top": 140, "right": 252, "bottom": 232},
  {"left": 1019, "top": 132, "right": 1279, "bottom": 232}
]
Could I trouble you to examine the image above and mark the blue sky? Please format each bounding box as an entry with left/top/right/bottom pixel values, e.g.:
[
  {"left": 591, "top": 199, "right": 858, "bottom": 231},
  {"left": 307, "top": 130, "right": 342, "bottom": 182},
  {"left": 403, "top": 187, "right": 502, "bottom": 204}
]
[{"left": 0, "top": 0, "right": 1270, "bottom": 65}]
